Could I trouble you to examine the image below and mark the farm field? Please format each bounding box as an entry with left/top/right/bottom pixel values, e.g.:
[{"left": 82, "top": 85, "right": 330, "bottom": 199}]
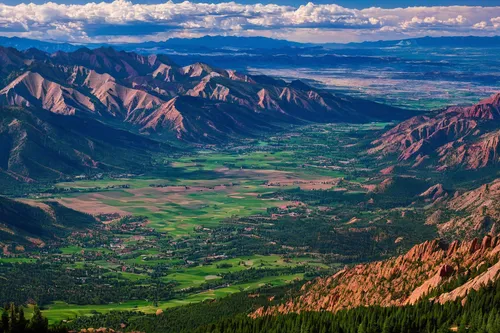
[
  {"left": 10, "top": 123, "right": 401, "bottom": 323},
  {"left": 27, "top": 271, "right": 305, "bottom": 324},
  {"left": 54, "top": 180, "right": 291, "bottom": 236},
  {"left": 50, "top": 123, "right": 382, "bottom": 236}
]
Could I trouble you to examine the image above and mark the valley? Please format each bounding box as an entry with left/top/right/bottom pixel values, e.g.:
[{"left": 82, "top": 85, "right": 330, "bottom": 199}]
[
  {"left": 0, "top": 41, "right": 498, "bottom": 333},
  {"left": 3, "top": 122, "right": 398, "bottom": 322},
  {"left": 4, "top": 113, "right": 497, "bottom": 325}
]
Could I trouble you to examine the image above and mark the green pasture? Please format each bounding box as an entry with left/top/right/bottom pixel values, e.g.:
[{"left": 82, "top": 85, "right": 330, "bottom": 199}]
[{"left": 34, "top": 273, "right": 303, "bottom": 324}]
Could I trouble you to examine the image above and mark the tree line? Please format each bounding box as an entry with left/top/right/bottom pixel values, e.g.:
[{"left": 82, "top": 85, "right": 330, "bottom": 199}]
[
  {"left": 68, "top": 278, "right": 500, "bottom": 333},
  {"left": 0, "top": 304, "right": 64, "bottom": 333}
]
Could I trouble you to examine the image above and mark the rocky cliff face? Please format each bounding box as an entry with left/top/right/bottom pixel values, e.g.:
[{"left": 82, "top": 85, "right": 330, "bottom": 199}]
[
  {"left": 370, "top": 94, "right": 500, "bottom": 170},
  {"left": 437, "top": 179, "right": 500, "bottom": 237},
  {"left": 253, "top": 235, "right": 500, "bottom": 316},
  {"left": 416, "top": 179, "right": 500, "bottom": 238},
  {"left": 0, "top": 46, "right": 412, "bottom": 143}
]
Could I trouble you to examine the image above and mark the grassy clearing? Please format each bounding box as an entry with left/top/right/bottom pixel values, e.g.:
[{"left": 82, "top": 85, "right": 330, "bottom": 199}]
[
  {"left": 162, "top": 254, "right": 326, "bottom": 290},
  {"left": 54, "top": 177, "right": 293, "bottom": 237},
  {"left": 36, "top": 273, "right": 303, "bottom": 324},
  {"left": 0, "top": 257, "right": 35, "bottom": 263},
  {"left": 59, "top": 246, "right": 113, "bottom": 255}
]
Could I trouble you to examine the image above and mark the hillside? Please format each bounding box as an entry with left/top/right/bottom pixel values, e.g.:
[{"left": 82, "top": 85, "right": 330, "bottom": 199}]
[
  {"left": 433, "top": 179, "right": 500, "bottom": 238},
  {"left": 253, "top": 234, "right": 500, "bottom": 317},
  {"left": 0, "top": 196, "right": 96, "bottom": 248},
  {"left": 370, "top": 93, "right": 500, "bottom": 170},
  {"left": 241, "top": 179, "right": 500, "bottom": 317},
  {"left": 0, "top": 46, "right": 413, "bottom": 144},
  {"left": 0, "top": 106, "right": 170, "bottom": 192}
]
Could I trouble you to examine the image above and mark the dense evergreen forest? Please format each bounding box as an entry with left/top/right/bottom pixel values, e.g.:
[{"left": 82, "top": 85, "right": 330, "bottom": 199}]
[
  {"left": 191, "top": 281, "right": 500, "bottom": 333},
  {"left": 67, "top": 279, "right": 500, "bottom": 333},
  {"left": 0, "top": 304, "right": 64, "bottom": 333}
]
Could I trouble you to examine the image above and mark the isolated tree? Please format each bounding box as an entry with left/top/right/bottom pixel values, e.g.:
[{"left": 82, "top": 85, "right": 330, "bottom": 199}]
[
  {"left": 458, "top": 314, "right": 468, "bottom": 333},
  {"left": 28, "top": 306, "right": 48, "bottom": 333},
  {"left": 1, "top": 310, "right": 8, "bottom": 333}
]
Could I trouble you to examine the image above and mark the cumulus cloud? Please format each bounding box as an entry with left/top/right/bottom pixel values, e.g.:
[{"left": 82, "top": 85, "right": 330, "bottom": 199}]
[
  {"left": 0, "top": 1, "right": 500, "bottom": 43},
  {"left": 473, "top": 21, "right": 488, "bottom": 30},
  {"left": 492, "top": 17, "right": 500, "bottom": 29}
]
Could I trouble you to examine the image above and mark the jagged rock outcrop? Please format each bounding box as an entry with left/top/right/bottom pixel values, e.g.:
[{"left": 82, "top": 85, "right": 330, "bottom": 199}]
[
  {"left": 370, "top": 93, "right": 500, "bottom": 170},
  {"left": 420, "top": 184, "right": 448, "bottom": 203},
  {"left": 253, "top": 236, "right": 500, "bottom": 316},
  {"left": 436, "top": 179, "right": 500, "bottom": 237},
  {"left": 139, "top": 96, "right": 277, "bottom": 142}
]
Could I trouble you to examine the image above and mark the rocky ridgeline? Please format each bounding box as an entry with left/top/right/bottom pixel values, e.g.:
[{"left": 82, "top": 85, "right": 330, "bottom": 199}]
[
  {"left": 253, "top": 235, "right": 500, "bottom": 317},
  {"left": 370, "top": 93, "right": 500, "bottom": 170},
  {"left": 0, "top": 46, "right": 408, "bottom": 144},
  {"left": 436, "top": 179, "right": 500, "bottom": 237}
]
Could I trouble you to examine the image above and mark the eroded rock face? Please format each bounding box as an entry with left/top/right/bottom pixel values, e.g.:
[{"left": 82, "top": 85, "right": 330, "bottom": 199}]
[
  {"left": 0, "top": 46, "right": 411, "bottom": 144},
  {"left": 253, "top": 235, "right": 500, "bottom": 317},
  {"left": 437, "top": 179, "right": 500, "bottom": 237},
  {"left": 370, "top": 93, "right": 500, "bottom": 170},
  {"left": 420, "top": 184, "right": 448, "bottom": 203}
]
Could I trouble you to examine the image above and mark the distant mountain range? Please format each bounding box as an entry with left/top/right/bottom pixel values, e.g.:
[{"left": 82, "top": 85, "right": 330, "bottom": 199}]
[
  {"left": 343, "top": 36, "right": 500, "bottom": 49},
  {"left": 2, "top": 35, "right": 500, "bottom": 55},
  {"left": 123, "top": 35, "right": 304, "bottom": 51},
  {"left": 0, "top": 36, "right": 305, "bottom": 54},
  {"left": 0, "top": 36, "right": 81, "bottom": 53},
  {"left": 0, "top": 45, "right": 411, "bottom": 185}
]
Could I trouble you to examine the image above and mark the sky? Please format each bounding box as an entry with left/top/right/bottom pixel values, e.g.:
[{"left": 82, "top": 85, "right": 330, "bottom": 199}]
[
  {"left": 3, "top": 0, "right": 500, "bottom": 6},
  {"left": 1, "top": 0, "right": 500, "bottom": 43}
]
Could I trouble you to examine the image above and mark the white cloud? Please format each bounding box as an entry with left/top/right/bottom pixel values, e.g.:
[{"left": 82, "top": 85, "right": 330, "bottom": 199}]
[
  {"left": 492, "top": 17, "right": 500, "bottom": 29},
  {"left": 0, "top": 1, "right": 499, "bottom": 43},
  {"left": 473, "top": 21, "right": 488, "bottom": 29}
]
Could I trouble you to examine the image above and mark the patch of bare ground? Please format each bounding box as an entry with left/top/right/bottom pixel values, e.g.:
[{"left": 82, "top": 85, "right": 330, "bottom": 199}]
[
  {"left": 55, "top": 197, "right": 130, "bottom": 215},
  {"left": 17, "top": 199, "right": 55, "bottom": 216},
  {"left": 265, "top": 177, "right": 341, "bottom": 189}
]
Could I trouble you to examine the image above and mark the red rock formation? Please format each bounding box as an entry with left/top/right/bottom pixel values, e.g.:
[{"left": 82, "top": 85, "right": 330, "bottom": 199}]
[
  {"left": 436, "top": 179, "right": 500, "bottom": 237},
  {"left": 379, "top": 166, "right": 395, "bottom": 175},
  {"left": 420, "top": 184, "right": 448, "bottom": 202},
  {"left": 253, "top": 235, "right": 500, "bottom": 316},
  {"left": 370, "top": 93, "right": 500, "bottom": 170}
]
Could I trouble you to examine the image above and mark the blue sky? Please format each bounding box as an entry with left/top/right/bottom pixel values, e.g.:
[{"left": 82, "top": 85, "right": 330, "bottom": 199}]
[{"left": 1, "top": 0, "right": 500, "bottom": 43}]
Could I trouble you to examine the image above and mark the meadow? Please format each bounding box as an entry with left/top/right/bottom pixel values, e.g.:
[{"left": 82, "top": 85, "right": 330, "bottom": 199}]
[
  {"left": 28, "top": 272, "right": 305, "bottom": 324},
  {"left": 51, "top": 123, "right": 380, "bottom": 236},
  {"left": 14, "top": 123, "right": 391, "bottom": 323}
]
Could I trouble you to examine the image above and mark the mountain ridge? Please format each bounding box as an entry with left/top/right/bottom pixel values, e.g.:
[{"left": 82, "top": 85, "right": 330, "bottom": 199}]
[
  {"left": 253, "top": 233, "right": 500, "bottom": 317},
  {"left": 370, "top": 93, "right": 500, "bottom": 170},
  {"left": 3, "top": 36, "right": 500, "bottom": 55},
  {"left": 0, "top": 195, "right": 96, "bottom": 248},
  {"left": 0, "top": 46, "right": 413, "bottom": 145},
  {"left": 0, "top": 106, "right": 171, "bottom": 191}
]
